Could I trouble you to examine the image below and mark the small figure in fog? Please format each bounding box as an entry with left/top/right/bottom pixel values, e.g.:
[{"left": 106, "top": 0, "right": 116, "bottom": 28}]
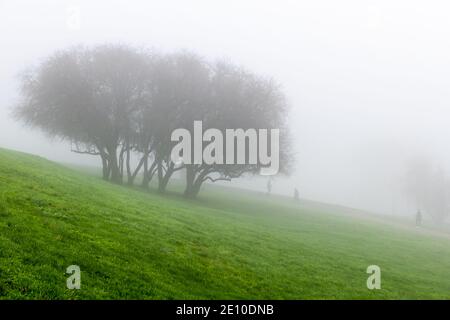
[
  {"left": 415, "top": 210, "right": 422, "bottom": 227},
  {"left": 267, "top": 178, "right": 272, "bottom": 195},
  {"left": 294, "top": 188, "right": 299, "bottom": 201}
]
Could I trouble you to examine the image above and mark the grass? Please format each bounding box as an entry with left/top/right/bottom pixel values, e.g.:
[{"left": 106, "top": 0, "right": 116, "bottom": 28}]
[{"left": 0, "top": 148, "right": 450, "bottom": 299}]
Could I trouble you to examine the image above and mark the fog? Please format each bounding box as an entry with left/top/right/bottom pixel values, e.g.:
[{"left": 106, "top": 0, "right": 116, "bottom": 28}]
[{"left": 2, "top": 0, "right": 450, "bottom": 217}]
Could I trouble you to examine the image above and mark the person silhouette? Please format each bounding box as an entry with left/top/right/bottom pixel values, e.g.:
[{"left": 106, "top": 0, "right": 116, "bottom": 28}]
[
  {"left": 415, "top": 210, "right": 422, "bottom": 227},
  {"left": 267, "top": 178, "right": 272, "bottom": 195}
]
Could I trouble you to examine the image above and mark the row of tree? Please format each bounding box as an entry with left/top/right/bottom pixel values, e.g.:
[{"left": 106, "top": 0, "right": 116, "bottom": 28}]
[{"left": 15, "top": 45, "right": 292, "bottom": 197}]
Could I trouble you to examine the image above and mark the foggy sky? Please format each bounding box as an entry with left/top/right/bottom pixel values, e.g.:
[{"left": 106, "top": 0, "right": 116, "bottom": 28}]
[{"left": 2, "top": 0, "right": 450, "bottom": 215}]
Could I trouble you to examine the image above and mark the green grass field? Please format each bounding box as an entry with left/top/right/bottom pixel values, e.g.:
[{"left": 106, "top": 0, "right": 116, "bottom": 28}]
[{"left": 1, "top": 148, "right": 450, "bottom": 299}]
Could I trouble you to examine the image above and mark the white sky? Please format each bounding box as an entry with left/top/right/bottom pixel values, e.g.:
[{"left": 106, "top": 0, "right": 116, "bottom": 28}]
[{"left": 1, "top": 0, "right": 450, "bottom": 215}]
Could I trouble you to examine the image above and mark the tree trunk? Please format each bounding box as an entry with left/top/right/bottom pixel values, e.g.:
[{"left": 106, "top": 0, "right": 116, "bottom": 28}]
[
  {"left": 108, "top": 147, "right": 122, "bottom": 184},
  {"left": 184, "top": 166, "right": 212, "bottom": 198},
  {"left": 158, "top": 162, "right": 175, "bottom": 193},
  {"left": 142, "top": 160, "right": 157, "bottom": 189},
  {"left": 101, "top": 155, "right": 110, "bottom": 180},
  {"left": 184, "top": 166, "right": 197, "bottom": 198},
  {"left": 128, "top": 153, "right": 146, "bottom": 186},
  {"left": 126, "top": 142, "right": 132, "bottom": 185},
  {"left": 158, "top": 174, "right": 170, "bottom": 193}
]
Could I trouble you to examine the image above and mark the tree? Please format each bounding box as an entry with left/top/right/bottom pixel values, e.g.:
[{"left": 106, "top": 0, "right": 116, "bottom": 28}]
[
  {"left": 15, "top": 45, "right": 151, "bottom": 184},
  {"left": 178, "top": 60, "right": 293, "bottom": 198}
]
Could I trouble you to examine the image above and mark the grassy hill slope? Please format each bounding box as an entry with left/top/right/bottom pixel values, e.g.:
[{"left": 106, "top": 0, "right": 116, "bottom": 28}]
[{"left": 1, "top": 148, "right": 450, "bottom": 299}]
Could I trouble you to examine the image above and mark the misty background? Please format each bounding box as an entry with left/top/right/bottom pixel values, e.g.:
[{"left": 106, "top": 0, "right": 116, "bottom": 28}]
[{"left": 1, "top": 0, "right": 450, "bottom": 217}]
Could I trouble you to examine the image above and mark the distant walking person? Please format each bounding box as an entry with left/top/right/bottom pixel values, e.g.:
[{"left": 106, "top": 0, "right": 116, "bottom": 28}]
[
  {"left": 294, "top": 188, "right": 299, "bottom": 201},
  {"left": 267, "top": 178, "right": 272, "bottom": 195},
  {"left": 415, "top": 210, "right": 422, "bottom": 227}
]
